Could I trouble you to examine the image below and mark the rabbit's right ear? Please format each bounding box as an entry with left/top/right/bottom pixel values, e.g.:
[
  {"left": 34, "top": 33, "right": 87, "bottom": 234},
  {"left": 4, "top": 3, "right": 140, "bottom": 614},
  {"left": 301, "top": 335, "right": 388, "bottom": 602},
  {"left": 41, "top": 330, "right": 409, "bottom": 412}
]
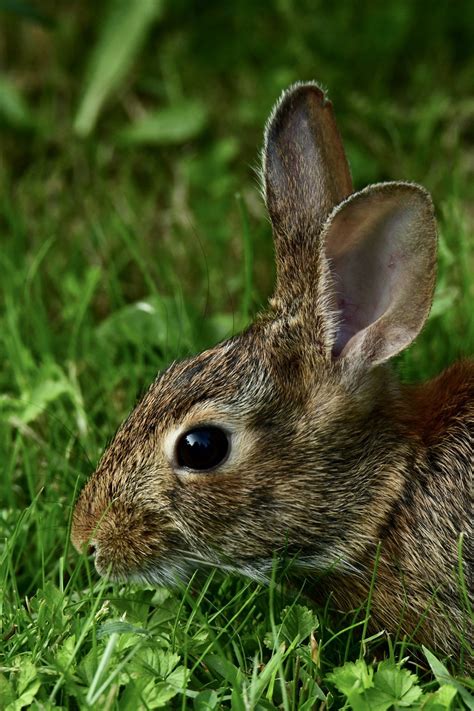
[
  {"left": 263, "top": 82, "right": 352, "bottom": 314},
  {"left": 323, "top": 182, "right": 438, "bottom": 366}
]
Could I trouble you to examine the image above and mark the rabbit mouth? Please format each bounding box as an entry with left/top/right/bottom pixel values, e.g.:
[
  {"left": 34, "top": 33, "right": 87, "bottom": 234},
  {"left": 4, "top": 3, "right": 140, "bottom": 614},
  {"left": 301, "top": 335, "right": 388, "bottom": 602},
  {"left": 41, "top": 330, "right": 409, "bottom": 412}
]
[
  {"left": 92, "top": 538, "right": 364, "bottom": 586},
  {"left": 94, "top": 553, "right": 257, "bottom": 587},
  {"left": 94, "top": 546, "right": 274, "bottom": 586},
  {"left": 90, "top": 545, "right": 192, "bottom": 586},
  {"left": 116, "top": 559, "right": 195, "bottom": 587},
  {"left": 94, "top": 550, "right": 361, "bottom": 588}
]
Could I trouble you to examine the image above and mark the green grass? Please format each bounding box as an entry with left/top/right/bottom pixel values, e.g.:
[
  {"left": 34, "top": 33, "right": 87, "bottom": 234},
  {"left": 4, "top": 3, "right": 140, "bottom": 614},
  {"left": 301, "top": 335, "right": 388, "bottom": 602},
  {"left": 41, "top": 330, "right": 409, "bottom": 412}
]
[{"left": 1, "top": 1, "right": 474, "bottom": 708}]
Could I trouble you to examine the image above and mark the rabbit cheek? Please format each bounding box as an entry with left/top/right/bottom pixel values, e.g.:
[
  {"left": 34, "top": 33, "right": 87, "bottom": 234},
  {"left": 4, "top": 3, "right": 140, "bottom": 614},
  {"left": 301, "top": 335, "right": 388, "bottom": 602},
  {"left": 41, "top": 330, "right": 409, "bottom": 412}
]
[{"left": 175, "top": 477, "right": 276, "bottom": 558}]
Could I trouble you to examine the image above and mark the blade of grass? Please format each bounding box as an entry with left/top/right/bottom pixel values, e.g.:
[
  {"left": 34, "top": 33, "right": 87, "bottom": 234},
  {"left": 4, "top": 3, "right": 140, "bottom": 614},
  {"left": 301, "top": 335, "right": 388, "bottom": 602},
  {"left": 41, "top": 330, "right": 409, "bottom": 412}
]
[{"left": 74, "top": 0, "right": 163, "bottom": 136}]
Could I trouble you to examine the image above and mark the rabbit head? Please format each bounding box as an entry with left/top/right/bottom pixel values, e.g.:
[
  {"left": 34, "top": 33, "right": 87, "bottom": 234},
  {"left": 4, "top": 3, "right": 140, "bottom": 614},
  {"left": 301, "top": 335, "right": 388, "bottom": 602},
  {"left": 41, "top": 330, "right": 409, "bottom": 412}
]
[{"left": 71, "top": 83, "right": 437, "bottom": 587}]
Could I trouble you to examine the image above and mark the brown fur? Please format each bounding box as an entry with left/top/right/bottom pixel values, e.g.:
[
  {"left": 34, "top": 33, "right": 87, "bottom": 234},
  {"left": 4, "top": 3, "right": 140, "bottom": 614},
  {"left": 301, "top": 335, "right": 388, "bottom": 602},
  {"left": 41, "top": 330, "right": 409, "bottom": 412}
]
[
  {"left": 72, "top": 83, "right": 473, "bottom": 668},
  {"left": 308, "top": 361, "right": 474, "bottom": 659}
]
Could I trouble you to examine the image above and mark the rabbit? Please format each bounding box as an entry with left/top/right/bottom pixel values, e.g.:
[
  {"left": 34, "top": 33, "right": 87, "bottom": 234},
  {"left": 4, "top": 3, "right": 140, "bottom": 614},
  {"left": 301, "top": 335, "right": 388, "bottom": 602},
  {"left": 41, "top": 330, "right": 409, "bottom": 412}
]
[{"left": 72, "top": 82, "right": 473, "bottom": 665}]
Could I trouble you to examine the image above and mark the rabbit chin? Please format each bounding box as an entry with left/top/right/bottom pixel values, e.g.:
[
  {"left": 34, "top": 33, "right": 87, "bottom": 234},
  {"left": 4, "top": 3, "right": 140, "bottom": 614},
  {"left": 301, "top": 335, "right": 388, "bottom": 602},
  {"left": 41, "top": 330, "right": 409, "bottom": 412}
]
[
  {"left": 94, "top": 547, "right": 361, "bottom": 589},
  {"left": 96, "top": 554, "right": 273, "bottom": 587}
]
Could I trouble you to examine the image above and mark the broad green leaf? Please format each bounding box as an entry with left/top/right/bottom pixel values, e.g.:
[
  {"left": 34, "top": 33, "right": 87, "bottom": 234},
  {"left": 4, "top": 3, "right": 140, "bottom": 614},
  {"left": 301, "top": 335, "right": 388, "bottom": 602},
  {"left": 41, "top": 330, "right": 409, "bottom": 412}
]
[
  {"left": 119, "top": 681, "right": 144, "bottom": 711},
  {"left": 429, "top": 284, "right": 459, "bottom": 319},
  {"left": 95, "top": 295, "right": 194, "bottom": 357},
  {"left": 132, "top": 647, "right": 181, "bottom": 680},
  {"left": 280, "top": 604, "right": 319, "bottom": 644},
  {"left": 150, "top": 587, "right": 173, "bottom": 606},
  {"left": 423, "top": 647, "right": 474, "bottom": 710},
  {"left": 6, "top": 658, "right": 41, "bottom": 711},
  {"left": 30, "top": 582, "right": 68, "bottom": 629},
  {"left": 193, "top": 689, "right": 219, "bottom": 710},
  {"left": 15, "top": 657, "right": 37, "bottom": 696},
  {"left": 5, "top": 680, "right": 41, "bottom": 711},
  {"left": 148, "top": 606, "right": 179, "bottom": 628},
  {"left": 140, "top": 678, "right": 182, "bottom": 708},
  {"left": 328, "top": 658, "right": 374, "bottom": 696},
  {"left": 0, "top": 75, "right": 35, "bottom": 130},
  {"left": 114, "top": 632, "right": 145, "bottom": 654},
  {"left": 331, "top": 657, "right": 461, "bottom": 711},
  {"left": 154, "top": 649, "right": 181, "bottom": 679},
  {"left": 421, "top": 684, "right": 458, "bottom": 710},
  {"left": 117, "top": 101, "right": 208, "bottom": 145},
  {"left": 56, "top": 635, "right": 76, "bottom": 670},
  {"left": 373, "top": 660, "right": 422, "bottom": 706},
  {"left": 329, "top": 659, "right": 386, "bottom": 711},
  {"left": 74, "top": 0, "right": 163, "bottom": 136},
  {"left": 265, "top": 604, "right": 319, "bottom": 648},
  {"left": 2, "top": 362, "right": 86, "bottom": 431},
  {"left": 0, "top": 675, "right": 15, "bottom": 708},
  {"left": 166, "top": 665, "right": 187, "bottom": 687},
  {"left": 18, "top": 378, "right": 71, "bottom": 424},
  {"left": 110, "top": 586, "right": 156, "bottom": 623},
  {"left": 347, "top": 691, "right": 382, "bottom": 711},
  {"left": 204, "top": 654, "right": 243, "bottom": 687},
  {"left": 78, "top": 647, "right": 99, "bottom": 687}
]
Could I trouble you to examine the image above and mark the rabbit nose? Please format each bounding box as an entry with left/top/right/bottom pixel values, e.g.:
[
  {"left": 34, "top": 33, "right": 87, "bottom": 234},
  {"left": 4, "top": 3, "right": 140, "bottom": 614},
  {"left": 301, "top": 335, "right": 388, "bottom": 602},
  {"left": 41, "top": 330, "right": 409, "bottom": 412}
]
[{"left": 87, "top": 543, "right": 97, "bottom": 558}]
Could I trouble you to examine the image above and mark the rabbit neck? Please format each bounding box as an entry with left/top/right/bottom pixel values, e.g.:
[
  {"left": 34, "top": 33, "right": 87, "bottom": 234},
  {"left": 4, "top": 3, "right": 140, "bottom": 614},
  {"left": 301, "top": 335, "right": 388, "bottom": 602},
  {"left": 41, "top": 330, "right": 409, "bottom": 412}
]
[
  {"left": 399, "top": 359, "right": 474, "bottom": 447},
  {"left": 305, "top": 359, "right": 473, "bottom": 658}
]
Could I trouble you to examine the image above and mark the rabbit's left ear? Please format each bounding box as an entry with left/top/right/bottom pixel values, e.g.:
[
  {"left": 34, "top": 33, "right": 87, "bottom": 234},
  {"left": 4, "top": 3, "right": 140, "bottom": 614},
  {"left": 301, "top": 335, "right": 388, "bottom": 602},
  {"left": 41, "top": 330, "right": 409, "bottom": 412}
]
[
  {"left": 264, "top": 82, "right": 352, "bottom": 237},
  {"left": 263, "top": 82, "right": 352, "bottom": 321}
]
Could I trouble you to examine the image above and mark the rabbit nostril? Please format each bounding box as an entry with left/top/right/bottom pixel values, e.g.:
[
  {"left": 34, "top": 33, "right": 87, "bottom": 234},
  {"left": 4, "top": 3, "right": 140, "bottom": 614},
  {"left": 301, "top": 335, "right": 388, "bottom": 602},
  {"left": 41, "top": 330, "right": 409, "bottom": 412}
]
[{"left": 87, "top": 543, "right": 97, "bottom": 557}]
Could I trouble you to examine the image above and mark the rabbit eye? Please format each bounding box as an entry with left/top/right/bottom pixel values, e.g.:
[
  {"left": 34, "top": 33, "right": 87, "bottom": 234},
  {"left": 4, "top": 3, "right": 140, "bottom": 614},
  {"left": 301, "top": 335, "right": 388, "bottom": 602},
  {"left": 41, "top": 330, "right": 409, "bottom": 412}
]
[{"left": 176, "top": 426, "right": 230, "bottom": 471}]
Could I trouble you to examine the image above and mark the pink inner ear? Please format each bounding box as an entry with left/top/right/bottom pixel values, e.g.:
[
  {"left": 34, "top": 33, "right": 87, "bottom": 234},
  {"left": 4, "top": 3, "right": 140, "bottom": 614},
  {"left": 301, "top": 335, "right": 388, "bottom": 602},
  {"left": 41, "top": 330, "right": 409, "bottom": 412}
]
[{"left": 329, "top": 207, "right": 412, "bottom": 357}]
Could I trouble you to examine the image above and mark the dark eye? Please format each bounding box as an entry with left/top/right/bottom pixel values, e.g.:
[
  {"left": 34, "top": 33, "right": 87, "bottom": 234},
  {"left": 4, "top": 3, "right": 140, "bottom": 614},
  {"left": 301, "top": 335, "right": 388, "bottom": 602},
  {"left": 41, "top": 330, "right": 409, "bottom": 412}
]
[{"left": 176, "top": 426, "right": 230, "bottom": 471}]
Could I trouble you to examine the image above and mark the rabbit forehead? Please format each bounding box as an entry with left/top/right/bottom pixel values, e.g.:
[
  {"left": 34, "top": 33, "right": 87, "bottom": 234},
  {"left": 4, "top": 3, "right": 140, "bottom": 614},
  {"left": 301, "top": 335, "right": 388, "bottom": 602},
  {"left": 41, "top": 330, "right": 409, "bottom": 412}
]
[
  {"left": 92, "top": 326, "right": 330, "bottom": 501},
  {"left": 95, "top": 327, "right": 281, "bottom": 472},
  {"left": 126, "top": 329, "right": 273, "bottom": 431},
  {"left": 114, "top": 319, "right": 319, "bottom": 440}
]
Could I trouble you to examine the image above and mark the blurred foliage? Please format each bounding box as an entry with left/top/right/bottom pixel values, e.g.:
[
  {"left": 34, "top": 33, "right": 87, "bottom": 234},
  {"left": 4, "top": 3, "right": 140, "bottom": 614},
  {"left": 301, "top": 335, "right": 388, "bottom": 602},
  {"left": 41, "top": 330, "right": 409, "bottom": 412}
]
[
  {"left": 0, "top": 0, "right": 472, "bottom": 430},
  {"left": 0, "top": 1, "right": 471, "bottom": 472},
  {"left": 74, "top": 0, "right": 163, "bottom": 136}
]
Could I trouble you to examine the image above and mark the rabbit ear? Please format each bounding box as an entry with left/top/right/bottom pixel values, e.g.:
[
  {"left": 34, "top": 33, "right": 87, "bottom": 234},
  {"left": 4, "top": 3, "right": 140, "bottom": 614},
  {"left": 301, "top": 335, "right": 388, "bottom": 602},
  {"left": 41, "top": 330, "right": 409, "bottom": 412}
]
[
  {"left": 323, "top": 182, "right": 437, "bottom": 366},
  {"left": 263, "top": 82, "right": 352, "bottom": 310}
]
